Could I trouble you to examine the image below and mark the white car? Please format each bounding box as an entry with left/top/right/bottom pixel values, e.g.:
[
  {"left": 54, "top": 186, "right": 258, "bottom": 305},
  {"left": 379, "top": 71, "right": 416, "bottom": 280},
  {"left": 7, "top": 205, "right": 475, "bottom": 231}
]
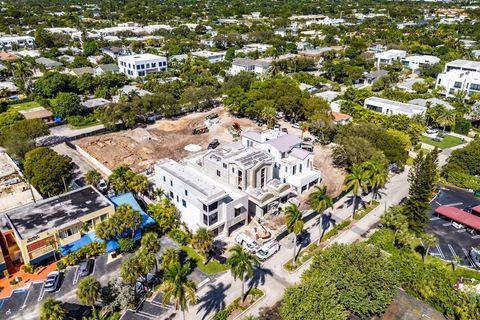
[
  {"left": 97, "top": 179, "right": 108, "bottom": 193},
  {"left": 291, "top": 123, "right": 300, "bottom": 129},
  {"left": 426, "top": 128, "right": 438, "bottom": 134},
  {"left": 235, "top": 233, "right": 260, "bottom": 253},
  {"left": 452, "top": 221, "right": 464, "bottom": 229},
  {"left": 256, "top": 240, "right": 280, "bottom": 261}
]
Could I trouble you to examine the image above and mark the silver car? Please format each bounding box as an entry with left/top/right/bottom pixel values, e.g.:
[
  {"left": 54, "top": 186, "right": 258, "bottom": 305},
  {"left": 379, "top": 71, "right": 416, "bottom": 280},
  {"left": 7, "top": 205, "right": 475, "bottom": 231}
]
[{"left": 44, "top": 271, "right": 62, "bottom": 292}]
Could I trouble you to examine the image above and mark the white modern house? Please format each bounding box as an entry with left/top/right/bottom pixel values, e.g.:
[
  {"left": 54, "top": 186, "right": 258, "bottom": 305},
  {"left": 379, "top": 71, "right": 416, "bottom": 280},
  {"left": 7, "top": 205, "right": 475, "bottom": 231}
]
[
  {"left": 401, "top": 55, "right": 440, "bottom": 73},
  {"left": 364, "top": 97, "right": 426, "bottom": 117},
  {"left": 241, "top": 130, "right": 320, "bottom": 194},
  {"left": 154, "top": 159, "right": 248, "bottom": 237},
  {"left": 374, "top": 49, "right": 407, "bottom": 68},
  {"left": 444, "top": 59, "right": 480, "bottom": 73},
  {"left": 0, "top": 36, "right": 34, "bottom": 51},
  {"left": 229, "top": 58, "right": 270, "bottom": 76},
  {"left": 191, "top": 50, "right": 226, "bottom": 63},
  {"left": 436, "top": 69, "right": 480, "bottom": 98},
  {"left": 117, "top": 53, "right": 167, "bottom": 78}
]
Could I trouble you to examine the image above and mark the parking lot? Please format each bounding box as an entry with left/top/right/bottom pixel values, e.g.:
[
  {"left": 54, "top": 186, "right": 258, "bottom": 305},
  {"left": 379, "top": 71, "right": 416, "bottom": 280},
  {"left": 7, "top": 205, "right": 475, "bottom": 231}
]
[{"left": 426, "top": 186, "right": 480, "bottom": 268}]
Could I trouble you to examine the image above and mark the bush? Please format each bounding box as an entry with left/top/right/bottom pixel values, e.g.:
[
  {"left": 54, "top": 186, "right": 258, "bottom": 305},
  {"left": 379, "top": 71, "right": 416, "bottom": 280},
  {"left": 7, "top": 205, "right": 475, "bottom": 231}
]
[
  {"left": 61, "top": 242, "right": 106, "bottom": 267},
  {"left": 56, "top": 260, "right": 66, "bottom": 270},
  {"left": 66, "top": 114, "right": 98, "bottom": 128},
  {"left": 22, "top": 264, "right": 35, "bottom": 274},
  {"left": 168, "top": 228, "right": 191, "bottom": 245},
  {"left": 118, "top": 237, "right": 135, "bottom": 253},
  {"left": 212, "top": 309, "right": 231, "bottom": 320},
  {"left": 454, "top": 117, "right": 471, "bottom": 135},
  {"left": 446, "top": 171, "right": 480, "bottom": 190}
]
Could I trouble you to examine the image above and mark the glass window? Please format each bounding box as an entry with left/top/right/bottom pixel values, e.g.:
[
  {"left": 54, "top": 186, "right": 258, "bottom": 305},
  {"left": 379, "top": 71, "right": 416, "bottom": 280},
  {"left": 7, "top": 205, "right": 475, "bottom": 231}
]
[
  {"left": 163, "top": 176, "right": 166, "bottom": 182},
  {"left": 470, "top": 83, "right": 480, "bottom": 91},
  {"left": 454, "top": 81, "right": 462, "bottom": 89},
  {"left": 203, "top": 214, "right": 208, "bottom": 225},
  {"left": 152, "top": 62, "right": 156, "bottom": 67},
  {"left": 203, "top": 204, "right": 207, "bottom": 211},
  {"left": 209, "top": 212, "right": 218, "bottom": 225},
  {"left": 185, "top": 189, "right": 188, "bottom": 196},
  {"left": 223, "top": 163, "right": 227, "bottom": 169},
  {"left": 208, "top": 202, "right": 218, "bottom": 211},
  {"left": 300, "top": 164, "right": 303, "bottom": 172},
  {"left": 217, "top": 170, "right": 221, "bottom": 177},
  {"left": 176, "top": 195, "right": 179, "bottom": 202},
  {"left": 292, "top": 165, "right": 296, "bottom": 175},
  {"left": 182, "top": 199, "right": 186, "bottom": 207},
  {"left": 169, "top": 191, "right": 173, "bottom": 198},
  {"left": 170, "top": 180, "right": 173, "bottom": 187}
]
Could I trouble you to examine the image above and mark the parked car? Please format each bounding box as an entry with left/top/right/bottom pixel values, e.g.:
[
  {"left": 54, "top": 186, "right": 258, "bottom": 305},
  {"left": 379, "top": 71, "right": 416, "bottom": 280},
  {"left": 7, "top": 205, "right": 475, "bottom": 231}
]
[
  {"left": 235, "top": 233, "right": 260, "bottom": 253},
  {"left": 273, "top": 124, "right": 280, "bottom": 130},
  {"left": 452, "top": 221, "right": 464, "bottom": 229},
  {"left": 281, "top": 128, "right": 288, "bottom": 133},
  {"left": 44, "top": 271, "right": 62, "bottom": 292},
  {"left": 208, "top": 139, "right": 220, "bottom": 149},
  {"left": 78, "top": 259, "right": 94, "bottom": 277},
  {"left": 463, "top": 205, "right": 473, "bottom": 213},
  {"left": 469, "top": 248, "right": 480, "bottom": 268},
  {"left": 256, "top": 240, "right": 280, "bottom": 261},
  {"left": 303, "top": 137, "right": 312, "bottom": 142},
  {"left": 97, "top": 179, "right": 108, "bottom": 193},
  {"left": 426, "top": 128, "right": 438, "bottom": 134},
  {"left": 292, "top": 123, "right": 300, "bottom": 129},
  {"left": 433, "top": 136, "right": 443, "bottom": 142}
]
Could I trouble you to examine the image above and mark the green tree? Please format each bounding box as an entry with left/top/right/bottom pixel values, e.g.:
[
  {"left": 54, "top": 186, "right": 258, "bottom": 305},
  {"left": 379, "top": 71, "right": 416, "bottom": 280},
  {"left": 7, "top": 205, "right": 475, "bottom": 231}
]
[
  {"left": 40, "top": 298, "right": 65, "bottom": 320},
  {"left": 108, "top": 165, "right": 135, "bottom": 193},
  {"left": 421, "top": 233, "right": 438, "bottom": 263},
  {"left": 363, "top": 159, "right": 388, "bottom": 203},
  {"left": 128, "top": 174, "right": 150, "bottom": 196},
  {"left": 227, "top": 244, "right": 260, "bottom": 302},
  {"left": 53, "top": 92, "right": 82, "bottom": 118},
  {"left": 141, "top": 232, "right": 160, "bottom": 271},
  {"left": 77, "top": 276, "right": 101, "bottom": 307},
  {"left": 280, "top": 276, "right": 347, "bottom": 320},
  {"left": 116, "top": 204, "right": 142, "bottom": 239},
  {"left": 86, "top": 170, "right": 101, "bottom": 187},
  {"left": 160, "top": 261, "right": 197, "bottom": 320},
  {"left": 191, "top": 227, "right": 214, "bottom": 262},
  {"left": 23, "top": 147, "right": 73, "bottom": 196},
  {"left": 284, "top": 203, "right": 304, "bottom": 262},
  {"left": 436, "top": 108, "right": 456, "bottom": 133},
  {"left": 344, "top": 164, "right": 368, "bottom": 218},
  {"left": 309, "top": 186, "right": 333, "bottom": 243},
  {"left": 161, "top": 248, "right": 180, "bottom": 269},
  {"left": 147, "top": 198, "right": 178, "bottom": 233}
]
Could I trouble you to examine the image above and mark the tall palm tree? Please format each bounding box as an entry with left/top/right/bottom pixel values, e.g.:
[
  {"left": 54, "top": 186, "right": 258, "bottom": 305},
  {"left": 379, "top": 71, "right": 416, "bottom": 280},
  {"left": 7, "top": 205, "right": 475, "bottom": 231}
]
[
  {"left": 421, "top": 233, "right": 438, "bottom": 263},
  {"left": 141, "top": 233, "right": 161, "bottom": 272},
  {"left": 227, "top": 244, "right": 260, "bottom": 302},
  {"left": 261, "top": 106, "right": 277, "bottom": 128},
  {"left": 191, "top": 228, "right": 214, "bottom": 262},
  {"left": 284, "top": 203, "right": 304, "bottom": 262},
  {"left": 129, "top": 174, "right": 150, "bottom": 196},
  {"left": 46, "top": 239, "right": 58, "bottom": 262},
  {"left": 309, "top": 186, "right": 333, "bottom": 244},
  {"left": 160, "top": 262, "right": 197, "bottom": 320},
  {"left": 153, "top": 187, "right": 164, "bottom": 201},
  {"left": 77, "top": 276, "right": 101, "bottom": 307},
  {"left": 269, "top": 61, "right": 281, "bottom": 77},
  {"left": 40, "top": 298, "right": 65, "bottom": 320},
  {"left": 162, "top": 248, "right": 180, "bottom": 269},
  {"left": 117, "top": 204, "right": 142, "bottom": 239},
  {"left": 86, "top": 170, "right": 101, "bottom": 187},
  {"left": 344, "top": 164, "right": 368, "bottom": 218},
  {"left": 363, "top": 160, "right": 388, "bottom": 204},
  {"left": 436, "top": 108, "right": 456, "bottom": 134}
]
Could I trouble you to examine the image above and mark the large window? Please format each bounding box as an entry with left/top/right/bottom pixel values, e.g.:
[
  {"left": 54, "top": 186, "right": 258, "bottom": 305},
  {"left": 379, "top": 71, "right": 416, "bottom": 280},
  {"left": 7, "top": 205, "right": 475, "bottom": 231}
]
[
  {"left": 454, "top": 81, "right": 462, "bottom": 89},
  {"left": 470, "top": 83, "right": 480, "bottom": 91},
  {"left": 59, "top": 225, "right": 80, "bottom": 239},
  {"left": 209, "top": 212, "right": 218, "bottom": 225},
  {"left": 208, "top": 202, "right": 218, "bottom": 212}
]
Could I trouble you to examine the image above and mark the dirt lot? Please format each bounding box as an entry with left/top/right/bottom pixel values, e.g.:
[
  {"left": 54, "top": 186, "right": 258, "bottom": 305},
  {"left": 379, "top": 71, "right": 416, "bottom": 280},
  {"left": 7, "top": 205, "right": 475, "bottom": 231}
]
[{"left": 75, "top": 107, "right": 259, "bottom": 173}]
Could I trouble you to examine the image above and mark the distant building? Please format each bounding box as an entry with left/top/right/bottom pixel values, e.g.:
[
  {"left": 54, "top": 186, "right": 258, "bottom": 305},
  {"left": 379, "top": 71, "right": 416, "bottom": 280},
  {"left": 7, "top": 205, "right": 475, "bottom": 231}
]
[
  {"left": 81, "top": 98, "right": 110, "bottom": 110},
  {"left": 69, "top": 67, "right": 95, "bottom": 77},
  {"left": 35, "top": 57, "right": 63, "bottom": 69},
  {"left": 374, "top": 50, "right": 407, "bottom": 68},
  {"left": 0, "top": 36, "right": 34, "bottom": 51},
  {"left": 401, "top": 55, "right": 440, "bottom": 73},
  {"left": 191, "top": 50, "right": 226, "bottom": 63},
  {"left": 436, "top": 69, "right": 480, "bottom": 99},
  {"left": 330, "top": 111, "right": 352, "bottom": 125},
  {"left": 443, "top": 59, "right": 480, "bottom": 73},
  {"left": 19, "top": 107, "right": 54, "bottom": 124},
  {"left": 101, "top": 46, "right": 131, "bottom": 59},
  {"left": 358, "top": 70, "right": 389, "bottom": 85},
  {"left": 229, "top": 58, "right": 270, "bottom": 76},
  {"left": 95, "top": 63, "right": 120, "bottom": 76},
  {"left": 364, "top": 97, "right": 426, "bottom": 117},
  {"left": 117, "top": 53, "right": 167, "bottom": 78}
]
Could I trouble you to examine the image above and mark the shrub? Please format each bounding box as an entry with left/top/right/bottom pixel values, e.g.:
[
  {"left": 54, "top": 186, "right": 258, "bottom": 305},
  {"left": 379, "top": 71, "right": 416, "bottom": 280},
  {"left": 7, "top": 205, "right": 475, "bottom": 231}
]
[
  {"left": 61, "top": 242, "right": 106, "bottom": 267},
  {"left": 168, "top": 228, "right": 191, "bottom": 245},
  {"left": 212, "top": 309, "right": 231, "bottom": 320},
  {"left": 22, "top": 264, "right": 35, "bottom": 274},
  {"left": 446, "top": 171, "right": 480, "bottom": 190},
  {"left": 118, "top": 237, "right": 135, "bottom": 253},
  {"left": 56, "top": 260, "right": 66, "bottom": 270}
]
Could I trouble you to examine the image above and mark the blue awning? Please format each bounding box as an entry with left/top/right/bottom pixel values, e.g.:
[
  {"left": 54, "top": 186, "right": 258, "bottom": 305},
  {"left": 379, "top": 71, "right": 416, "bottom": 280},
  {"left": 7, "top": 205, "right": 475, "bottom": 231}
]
[
  {"left": 60, "top": 231, "right": 99, "bottom": 256},
  {"left": 109, "top": 192, "right": 156, "bottom": 229}
]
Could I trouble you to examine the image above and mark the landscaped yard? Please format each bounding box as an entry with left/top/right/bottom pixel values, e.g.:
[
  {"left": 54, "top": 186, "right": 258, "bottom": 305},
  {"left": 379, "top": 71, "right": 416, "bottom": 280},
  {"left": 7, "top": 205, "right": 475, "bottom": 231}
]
[
  {"left": 421, "top": 135, "right": 465, "bottom": 149},
  {"left": 10, "top": 100, "right": 42, "bottom": 111},
  {"left": 181, "top": 245, "right": 230, "bottom": 275}
]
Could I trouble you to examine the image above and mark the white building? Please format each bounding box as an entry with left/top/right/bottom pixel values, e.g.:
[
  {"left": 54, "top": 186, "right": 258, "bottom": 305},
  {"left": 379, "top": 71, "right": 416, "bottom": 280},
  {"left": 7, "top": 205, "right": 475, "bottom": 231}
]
[
  {"left": 241, "top": 130, "right": 320, "bottom": 194},
  {"left": 155, "top": 159, "right": 248, "bottom": 237},
  {"left": 191, "top": 50, "right": 226, "bottom": 63},
  {"left": 117, "top": 53, "right": 167, "bottom": 78},
  {"left": 229, "top": 58, "right": 270, "bottom": 76},
  {"left": 236, "top": 43, "right": 273, "bottom": 55},
  {"left": 0, "top": 36, "right": 34, "bottom": 51},
  {"left": 443, "top": 59, "right": 480, "bottom": 73},
  {"left": 401, "top": 55, "right": 440, "bottom": 73},
  {"left": 364, "top": 97, "right": 426, "bottom": 117},
  {"left": 436, "top": 69, "right": 480, "bottom": 98},
  {"left": 374, "top": 50, "right": 407, "bottom": 68}
]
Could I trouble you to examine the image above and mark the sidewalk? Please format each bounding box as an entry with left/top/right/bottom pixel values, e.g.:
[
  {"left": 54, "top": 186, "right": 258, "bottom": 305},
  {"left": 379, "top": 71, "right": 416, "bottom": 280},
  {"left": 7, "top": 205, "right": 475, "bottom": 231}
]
[{"left": 176, "top": 169, "right": 410, "bottom": 319}]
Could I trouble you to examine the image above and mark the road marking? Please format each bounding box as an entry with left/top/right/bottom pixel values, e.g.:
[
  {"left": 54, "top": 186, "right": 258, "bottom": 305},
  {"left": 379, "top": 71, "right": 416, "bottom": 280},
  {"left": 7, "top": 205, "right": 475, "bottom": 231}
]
[
  {"left": 429, "top": 217, "right": 440, "bottom": 221},
  {"left": 472, "top": 235, "right": 480, "bottom": 239},
  {"left": 448, "top": 244, "right": 457, "bottom": 258},
  {"left": 37, "top": 283, "right": 46, "bottom": 302},
  {"left": 462, "top": 248, "right": 475, "bottom": 267},
  {"left": 135, "top": 311, "right": 156, "bottom": 319},
  {"left": 457, "top": 229, "right": 467, "bottom": 233},
  {"left": 21, "top": 284, "right": 33, "bottom": 309},
  {"left": 72, "top": 266, "right": 80, "bottom": 285},
  {"left": 442, "top": 222, "right": 451, "bottom": 227},
  {"left": 436, "top": 244, "right": 445, "bottom": 259},
  {"left": 435, "top": 201, "right": 442, "bottom": 206},
  {"left": 444, "top": 202, "right": 463, "bottom": 207}
]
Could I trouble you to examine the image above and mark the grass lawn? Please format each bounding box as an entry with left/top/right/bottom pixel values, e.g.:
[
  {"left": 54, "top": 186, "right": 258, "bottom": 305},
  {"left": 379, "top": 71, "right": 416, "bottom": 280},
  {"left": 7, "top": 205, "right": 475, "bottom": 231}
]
[
  {"left": 10, "top": 101, "right": 41, "bottom": 111},
  {"left": 421, "top": 135, "right": 465, "bottom": 149},
  {"left": 181, "top": 245, "right": 230, "bottom": 275}
]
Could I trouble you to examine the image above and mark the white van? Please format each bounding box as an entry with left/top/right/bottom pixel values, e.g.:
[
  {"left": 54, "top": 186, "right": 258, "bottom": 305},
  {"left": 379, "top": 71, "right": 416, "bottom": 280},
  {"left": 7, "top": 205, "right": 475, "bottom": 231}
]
[
  {"left": 235, "top": 233, "right": 260, "bottom": 253},
  {"left": 256, "top": 240, "right": 280, "bottom": 261}
]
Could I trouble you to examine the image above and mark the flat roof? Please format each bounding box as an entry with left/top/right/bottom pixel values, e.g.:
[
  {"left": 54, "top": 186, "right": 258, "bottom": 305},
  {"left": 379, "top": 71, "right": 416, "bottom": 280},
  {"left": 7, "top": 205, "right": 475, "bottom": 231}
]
[
  {"left": 118, "top": 53, "right": 166, "bottom": 63},
  {"left": 435, "top": 206, "right": 480, "bottom": 231},
  {"left": 365, "top": 97, "right": 426, "bottom": 113},
  {"left": 266, "top": 134, "right": 302, "bottom": 153},
  {"left": 4, "top": 186, "right": 112, "bottom": 240},
  {"left": 446, "top": 59, "right": 480, "bottom": 70}
]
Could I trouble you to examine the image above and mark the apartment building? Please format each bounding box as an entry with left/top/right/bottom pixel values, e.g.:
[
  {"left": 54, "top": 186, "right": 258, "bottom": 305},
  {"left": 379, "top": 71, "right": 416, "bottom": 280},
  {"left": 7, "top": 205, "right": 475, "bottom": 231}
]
[
  {"left": 117, "top": 53, "right": 167, "bottom": 78},
  {"left": 436, "top": 69, "right": 480, "bottom": 98},
  {"left": 241, "top": 130, "right": 320, "bottom": 194},
  {"left": 154, "top": 159, "right": 248, "bottom": 236},
  {"left": 364, "top": 97, "right": 426, "bottom": 117},
  {"left": 374, "top": 49, "right": 407, "bottom": 68},
  {"left": 401, "top": 55, "right": 440, "bottom": 73},
  {"left": 2, "top": 186, "right": 114, "bottom": 265},
  {"left": 229, "top": 58, "right": 270, "bottom": 76},
  {"left": 0, "top": 36, "right": 34, "bottom": 51},
  {"left": 444, "top": 60, "right": 480, "bottom": 73}
]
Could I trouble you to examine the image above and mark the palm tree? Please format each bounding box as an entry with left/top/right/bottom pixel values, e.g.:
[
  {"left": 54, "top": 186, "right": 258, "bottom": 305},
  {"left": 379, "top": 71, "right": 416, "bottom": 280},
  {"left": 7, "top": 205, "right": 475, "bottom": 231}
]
[
  {"left": 363, "top": 160, "right": 388, "bottom": 204},
  {"left": 269, "top": 61, "right": 281, "bottom": 77},
  {"left": 141, "top": 232, "right": 161, "bottom": 271},
  {"left": 77, "top": 276, "right": 101, "bottom": 307},
  {"left": 227, "top": 244, "right": 260, "bottom": 302},
  {"left": 436, "top": 108, "right": 456, "bottom": 134},
  {"left": 300, "top": 122, "right": 309, "bottom": 139},
  {"left": 129, "top": 174, "right": 150, "bottom": 196},
  {"left": 344, "top": 164, "right": 368, "bottom": 218},
  {"left": 309, "top": 186, "right": 333, "bottom": 244},
  {"left": 86, "top": 170, "right": 101, "bottom": 187},
  {"left": 153, "top": 187, "right": 164, "bottom": 201},
  {"left": 191, "top": 228, "right": 214, "bottom": 262},
  {"left": 422, "top": 233, "right": 438, "bottom": 263},
  {"left": 46, "top": 239, "right": 58, "bottom": 263},
  {"left": 120, "top": 255, "right": 142, "bottom": 298},
  {"left": 160, "top": 262, "right": 197, "bottom": 320},
  {"left": 162, "top": 248, "right": 180, "bottom": 269},
  {"left": 284, "top": 203, "right": 304, "bottom": 262},
  {"left": 261, "top": 106, "right": 277, "bottom": 128},
  {"left": 40, "top": 298, "right": 65, "bottom": 320},
  {"left": 84, "top": 308, "right": 119, "bottom": 320},
  {"left": 117, "top": 204, "right": 142, "bottom": 239}
]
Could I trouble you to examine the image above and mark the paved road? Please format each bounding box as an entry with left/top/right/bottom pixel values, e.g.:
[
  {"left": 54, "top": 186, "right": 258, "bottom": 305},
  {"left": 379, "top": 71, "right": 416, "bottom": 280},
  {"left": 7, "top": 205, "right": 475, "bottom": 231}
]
[
  {"left": 176, "top": 168, "right": 411, "bottom": 319},
  {"left": 52, "top": 142, "right": 97, "bottom": 188}
]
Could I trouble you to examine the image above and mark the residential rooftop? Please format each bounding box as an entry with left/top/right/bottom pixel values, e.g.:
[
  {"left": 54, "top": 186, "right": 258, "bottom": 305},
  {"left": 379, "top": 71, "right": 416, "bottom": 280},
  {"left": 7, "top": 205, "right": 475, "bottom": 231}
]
[
  {"left": 446, "top": 59, "right": 480, "bottom": 71},
  {"left": 4, "top": 186, "right": 112, "bottom": 240}
]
